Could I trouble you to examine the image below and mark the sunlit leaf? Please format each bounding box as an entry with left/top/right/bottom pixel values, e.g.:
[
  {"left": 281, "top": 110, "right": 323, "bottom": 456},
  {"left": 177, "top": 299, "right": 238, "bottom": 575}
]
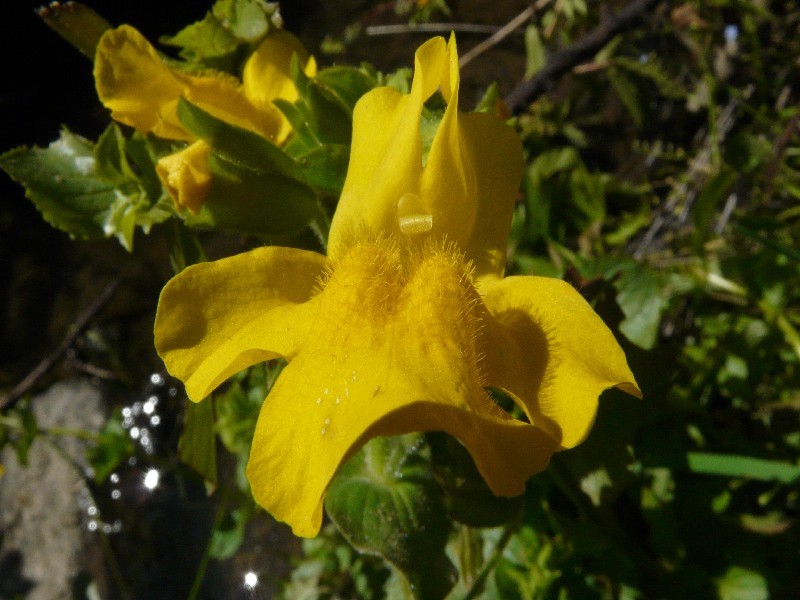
[{"left": 325, "top": 434, "right": 456, "bottom": 600}]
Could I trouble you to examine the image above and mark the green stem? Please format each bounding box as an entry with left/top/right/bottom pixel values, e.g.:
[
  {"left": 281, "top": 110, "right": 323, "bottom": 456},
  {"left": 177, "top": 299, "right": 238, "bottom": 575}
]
[
  {"left": 461, "top": 522, "right": 517, "bottom": 600},
  {"left": 187, "top": 487, "right": 230, "bottom": 600}
]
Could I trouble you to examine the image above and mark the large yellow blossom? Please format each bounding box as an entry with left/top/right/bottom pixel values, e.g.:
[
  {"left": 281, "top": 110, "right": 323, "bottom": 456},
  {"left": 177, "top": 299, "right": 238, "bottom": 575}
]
[
  {"left": 94, "top": 25, "right": 316, "bottom": 213},
  {"left": 154, "top": 35, "right": 640, "bottom": 537}
]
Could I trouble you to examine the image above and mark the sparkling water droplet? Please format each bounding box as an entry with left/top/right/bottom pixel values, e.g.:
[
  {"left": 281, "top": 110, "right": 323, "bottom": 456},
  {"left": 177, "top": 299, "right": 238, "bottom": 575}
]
[
  {"left": 351, "top": 371, "right": 357, "bottom": 382},
  {"left": 324, "top": 417, "right": 330, "bottom": 425},
  {"left": 324, "top": 388, "right": 329, "bottom": 395},
  {"left": 316, "top": 397, "right": 322, "bottom": 405},
  {"left": 335, "top": 396, "right": 341, "bottom": 405},
  {"left": 321, "top": 427, "right": 327, "bottom": 436}
]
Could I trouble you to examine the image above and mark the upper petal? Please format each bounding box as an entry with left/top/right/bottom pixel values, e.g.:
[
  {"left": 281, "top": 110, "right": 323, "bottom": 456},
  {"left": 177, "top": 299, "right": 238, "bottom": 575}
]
[
  {"left": 94, "top": 25, "right": 189, "bottom": 140},
  {"left": 327, "top": 37, "right": 451, "bottom": 255},
  {"left": 328, "top": 35, "right": 523, "bottom": 277},
  {"left": 94, "top": 25, "right": 285, "bottom": 142},
  {"left": 246, "top": 238, "right": 558, "bottom": 537},
  {"left": 154, "top": 246, "right": 327, "bottom": 401},
  {"left": 479, "top": 275, "right": 641, "bottom": 449}
]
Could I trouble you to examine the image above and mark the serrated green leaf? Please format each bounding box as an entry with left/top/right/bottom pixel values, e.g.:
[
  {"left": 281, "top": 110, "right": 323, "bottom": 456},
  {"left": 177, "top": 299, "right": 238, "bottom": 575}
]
[
  {"left": 325, "top": 434, "right": 456, "bottom": 600},
  {"left": 1, "top": 129, "right": 113, "bottom": 241},
  {"left": 178, "top": 398, "right": 217, "bottom": 486},
  {"left": 160, "top": 0, "right": 280, "bottom": 65},
  {"left": 0, "top": 128, "right": 170, "bottom": 250},
  {"left": 160, "top": 12, "right": 238, "bottom": 62},
  {"left": 37, "top": 1, "right": 112, "bottom": 59}
]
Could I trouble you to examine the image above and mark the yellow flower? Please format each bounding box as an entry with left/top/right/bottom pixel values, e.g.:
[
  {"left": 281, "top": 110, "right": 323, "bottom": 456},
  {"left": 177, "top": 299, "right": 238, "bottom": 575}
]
[
  {"left": 154, "top": 35, "right": 641, "bottom": 537},
  {"left": 94, "top": 25, "right": 316, "bottom": 212}
]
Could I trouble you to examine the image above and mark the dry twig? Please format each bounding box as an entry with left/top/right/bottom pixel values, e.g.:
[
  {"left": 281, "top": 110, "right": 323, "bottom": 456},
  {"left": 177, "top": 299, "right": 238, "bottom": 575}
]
[
  {"left": 504, "top": 0, "right": 660, "bottom": 113},
  {"left": 0, "top": 279, "right": 120, "bottom": 411}
]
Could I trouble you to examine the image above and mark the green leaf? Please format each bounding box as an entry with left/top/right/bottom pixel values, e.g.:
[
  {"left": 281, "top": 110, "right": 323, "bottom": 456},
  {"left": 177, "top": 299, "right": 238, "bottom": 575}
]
[
  {"left": 160, "top": 12, "right": 239, "bottom": 62},
  {"left": 178, "top": 399, "right": 217, "bottom": 486},
  {"left": 717, "top": 567, "right": 769, "bottom": 600},
  {"left": 692, "top": 166, "right": 737, "bottom": 244},
  {"left": 687, "top": 453, "right": 800, "bottom": 483},
  {"left": 160, "top": 0, "right": 280, "bottom": 65},
  {"left": 0, "top": 127, "right": 171, "bottom": 250},
  {"left": 474, "top": 82, "right": 501, "bottom": 114},
  {"left": 315, "top": 66, "right": 378, "bottom": 114},
  {"left": 614, "top": 55, "right": 686, "bottom": 99},
  {"left": 1, "top": 129, "right": 111, "bottom": 241},
  {"left": 325, "top": 434, "right": 456, "bottom": 600},
  {"left": 613, "top": 262, "right": 666, "bottom": 349},
  {"left": 176, "top": 99, "right": 324, "bottom": 235},
  {"left": 86, "top": 411, "right": 135, "bottom": 484},
  {"left": 213, "top": 0, "right": 274, "bottom": 41},
  {"left": 524, "top": 25, "right": 547, "bottom": 79},
  {"left": 209, "top": 506, "right": 249, "bottom": 559},
  {"left": 276, "top": 56, "right": 354, "bottom": 154},
  {"left": 177, "top": 98, "right": 305, "bottom": 181},
  {"left": 188, "top": 152, "right": 322, "bottom": 236},
  {"left": 427, "top": 431, "right": 524, "bottom": 527},
  {"left": 295, "top": 144, "right": 350, "bottom": 195},
  {"left": 36, "top": 1, "right": 112, "bottom": 59},
  {"left": 214, "top": 368, "right": 267, "bottom": 457},
  {"left": 608, "top": 67, "right": 643, "bottom": 126}
]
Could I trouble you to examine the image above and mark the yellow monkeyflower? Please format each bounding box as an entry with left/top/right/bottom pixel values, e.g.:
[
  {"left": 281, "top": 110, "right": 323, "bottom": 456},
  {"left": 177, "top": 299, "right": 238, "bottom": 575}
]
[
  {"left": 94, "top": 25, "right": 316, "bottom": 212},
  {"left": 154, "top": 35, "right": 641, "bottom": 537}
]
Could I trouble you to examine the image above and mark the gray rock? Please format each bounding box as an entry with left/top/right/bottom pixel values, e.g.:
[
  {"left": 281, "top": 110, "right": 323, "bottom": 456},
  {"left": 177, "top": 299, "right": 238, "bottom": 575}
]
[{"left": 0, "top": 379, "right": 106, "bottom": 600}]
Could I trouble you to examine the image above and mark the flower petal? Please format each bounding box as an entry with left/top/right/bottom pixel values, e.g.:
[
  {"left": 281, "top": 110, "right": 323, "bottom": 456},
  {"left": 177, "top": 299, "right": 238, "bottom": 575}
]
[
  {"left": 156, "top": 140, "right": 212, "bottom": 213},
  {"left": 328, "top": 35, "right": 523, "bottom": 277},
  {"left": 423, "top": 108, "right": 523, "bottom": 277},
  {"left": 478, "top": 275, "right": 642, "bottom": 449},
  {"left": 246, "top": 238, "right": 558, "bottom": 537},
  {"left": 243, "top": 30, "right": 315, "bottom": 144},
  {"left": 94, "top": 25, "right": 188, "bottom": 140},
  {"left": 94, "top": 25, "right": 284, "bottom": 142},
  {"left": 328, "top": 37, "right": 448, "bottom": 255},
  {"left": 154, "top": 246, "right": 327, "bottom": 401}
]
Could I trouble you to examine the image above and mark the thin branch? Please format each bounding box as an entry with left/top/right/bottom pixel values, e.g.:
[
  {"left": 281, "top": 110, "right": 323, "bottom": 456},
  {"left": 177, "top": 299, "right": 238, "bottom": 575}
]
[
  {"left": 459, "top": 0, "right": 552, "bottom": 69},
  {"left": 505, "top": 0, "right": 660, "bottom": 113},
  {"left": 365, "top": 23, "right": 506, "bottom": 36},
  {"left": 0, "top": 279, "right": 120, "bottom": 411}
]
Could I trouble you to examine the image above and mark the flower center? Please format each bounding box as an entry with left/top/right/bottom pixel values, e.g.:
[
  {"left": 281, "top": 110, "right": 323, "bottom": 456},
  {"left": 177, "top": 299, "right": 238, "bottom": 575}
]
[{"left": 310, "top": 236, "right": 487, "bottom": 408}]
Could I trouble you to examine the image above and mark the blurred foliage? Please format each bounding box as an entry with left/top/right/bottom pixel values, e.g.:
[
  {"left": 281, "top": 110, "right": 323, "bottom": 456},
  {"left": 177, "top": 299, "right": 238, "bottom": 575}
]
[{"left": 2, "top": 0, "right": 800, "bottom": 598}]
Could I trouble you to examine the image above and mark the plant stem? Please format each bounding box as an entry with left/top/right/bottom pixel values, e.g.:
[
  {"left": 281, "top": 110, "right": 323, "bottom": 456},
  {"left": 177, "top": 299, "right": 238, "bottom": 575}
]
[
  {"left": 187, "top": 487, "right": 230, "bottom": 600},
  {"left": 461, "top": 522, "right": 518, "bottom": 600}
]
